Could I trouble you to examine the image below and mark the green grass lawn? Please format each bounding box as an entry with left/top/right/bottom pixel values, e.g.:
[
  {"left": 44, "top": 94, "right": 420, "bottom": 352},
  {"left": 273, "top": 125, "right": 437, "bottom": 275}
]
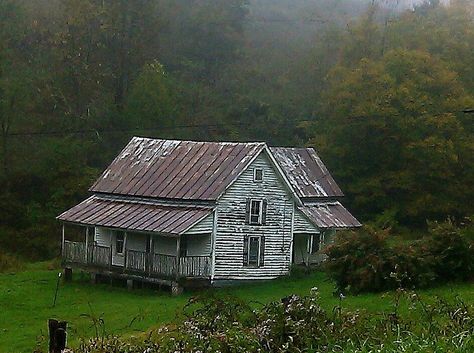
[{"left": 0, "top": 263, "right": 473, "bottom": 353}]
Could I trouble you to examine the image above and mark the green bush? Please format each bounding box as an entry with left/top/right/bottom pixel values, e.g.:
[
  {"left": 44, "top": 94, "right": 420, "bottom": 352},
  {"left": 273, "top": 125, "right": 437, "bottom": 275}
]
[
  {"left": 324, "top": 220, "right": 474, "bottom": 294},
  {"left": 323, "top": 227, "right": 398, "bottom": 293},
  {"left": 424, "top": 219, "right": 474, "bottom": 282}
]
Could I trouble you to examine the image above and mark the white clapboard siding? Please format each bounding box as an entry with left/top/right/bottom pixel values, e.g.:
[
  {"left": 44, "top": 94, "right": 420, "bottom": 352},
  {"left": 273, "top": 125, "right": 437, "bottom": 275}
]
[
  {"left": 153, "top": 235, "right": 177, "bottom": 255},
  {"left": 95, "top": 227, "right": 111, "bottom": 247},
  {"left": 186, "top": 234, "right": 212, "bottom": 256},
  {"left": 214, "top": 151, "right": 294, "bottom": 280},
  {"left": 293, "top": 208, "right": 320, "bottom": 233},
  {"left": 126, "top": 232, "right": 147, "bottom": 252},
  {"left": 185, "top": 213, "right": 214, "bottom": 234}
]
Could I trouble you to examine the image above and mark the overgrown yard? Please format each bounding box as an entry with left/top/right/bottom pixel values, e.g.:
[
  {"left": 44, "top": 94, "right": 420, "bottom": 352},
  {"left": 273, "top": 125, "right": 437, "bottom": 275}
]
[{"left": 0, "top": 263, "right": 472, "bottom": 353}]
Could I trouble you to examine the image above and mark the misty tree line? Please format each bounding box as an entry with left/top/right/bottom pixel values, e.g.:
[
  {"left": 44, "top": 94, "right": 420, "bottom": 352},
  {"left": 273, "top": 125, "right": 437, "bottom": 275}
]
[{"left": 0, "top": 0, "right": 473, "bottom": 259}]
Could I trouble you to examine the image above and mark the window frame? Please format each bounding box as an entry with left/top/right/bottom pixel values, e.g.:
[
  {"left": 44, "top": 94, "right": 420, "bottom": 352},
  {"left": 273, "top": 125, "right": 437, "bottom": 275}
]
[
  {"left": 249, "top": 199, "right": 263, "bottom": 225},
  {"left": 247, "top": 235, "right": 261, "bottom": 267},
  {"left": 115, "top": 231, "right": 125, "bottom": 255},
  {"left": 253, "top": 168, "right": 264, "bottom": 182}
]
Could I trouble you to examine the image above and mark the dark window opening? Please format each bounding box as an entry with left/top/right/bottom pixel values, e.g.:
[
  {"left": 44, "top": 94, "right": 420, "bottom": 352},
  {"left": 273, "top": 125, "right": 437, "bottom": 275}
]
[
  {"left": 115, "top": 232, "right": 125, "bottom": 255},
  {"left": 310, "top": 234, "right": 320, "bottom": 254},
  {"left": 248, "top": 236, "right": 260, "bottom": 266},
  {"left": 180, "top": 236, "right": 188, "bottom": 257},
  {"left": 254, "top": 168, "right": 263, "bottom": 182}
]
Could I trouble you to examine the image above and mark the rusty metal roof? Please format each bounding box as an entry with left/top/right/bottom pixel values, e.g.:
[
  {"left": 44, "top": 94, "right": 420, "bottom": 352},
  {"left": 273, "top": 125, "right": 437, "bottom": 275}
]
[
  {"left": 58, "top": 137, "right": 360, "bottom": 231},
  {"left": 270, "top": 147, "right": 343, "bottom": 198},
  {"left": 90, "top": 137, "right": 266, "bottom": 200},
  {"left": 57, "top": 195, "right": 213, "bottom": 235},
  {"left": 299, "top": 202, "right": 361, "bottom": 229}
]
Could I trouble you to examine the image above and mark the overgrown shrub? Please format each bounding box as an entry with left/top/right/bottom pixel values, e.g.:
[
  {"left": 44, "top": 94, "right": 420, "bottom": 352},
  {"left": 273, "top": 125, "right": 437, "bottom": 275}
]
[
  {"left": 67, "top": 290, "right": 474, "bottom": 353},
  {"left": 325, "top": 220, "right": 474, "bottom": 294},
  {"left": 323, "top": 227, "right": 398, "bottom": 293},
  {"left": 424, "top": 219, "right": 474, "bottom": 282}
]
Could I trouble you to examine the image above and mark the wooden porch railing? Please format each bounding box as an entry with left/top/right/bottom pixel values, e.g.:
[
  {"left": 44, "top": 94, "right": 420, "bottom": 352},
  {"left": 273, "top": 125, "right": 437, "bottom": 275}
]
[
  {"left": 126, "top": 250, "right": 147, "bottom": 273},
  {"left": 63, "top": 241, "right": 211, "bottom": 278},
  {"left": 151, "top": 254, "right": 177, "bottom": 277},
  {"left": 63, "top": 240, "right": 86, "bottom": 264},
  {"left": 179, "top": 256, "right": 211, "bottom": 277},
  {"left": 88, "top": 244, "right": 111, "bottom": 268}
]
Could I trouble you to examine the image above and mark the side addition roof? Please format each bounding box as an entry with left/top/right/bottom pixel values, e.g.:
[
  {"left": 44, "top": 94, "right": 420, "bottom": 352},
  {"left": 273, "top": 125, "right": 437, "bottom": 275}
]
[
  {"left": 298, "top": 202, "right": 361, "bottom": 229},
  {"left": 57, "top": 195, "right": 213, "bottom": 236},
  {"left": 270, "top": 147, "right": 343, "bottom": 199},
  {"left": 90, "top": 137, "right": 266, "bottom": 200}
]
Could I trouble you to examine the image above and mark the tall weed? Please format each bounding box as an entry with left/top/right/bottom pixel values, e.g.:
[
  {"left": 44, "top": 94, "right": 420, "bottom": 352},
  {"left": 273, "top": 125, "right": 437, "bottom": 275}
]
[{"left": 68, "top": 289, "right": 473, "bottom": 353}]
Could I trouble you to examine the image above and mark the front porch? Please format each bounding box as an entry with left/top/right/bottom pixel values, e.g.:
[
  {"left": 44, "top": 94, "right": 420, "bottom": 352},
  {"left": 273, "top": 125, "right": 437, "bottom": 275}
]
[
  {"left": 63, "top": 240, "right": 211, "bottom": 278},
  {"left": 61, "top": 224, "right": 212, "bottom": 287}
]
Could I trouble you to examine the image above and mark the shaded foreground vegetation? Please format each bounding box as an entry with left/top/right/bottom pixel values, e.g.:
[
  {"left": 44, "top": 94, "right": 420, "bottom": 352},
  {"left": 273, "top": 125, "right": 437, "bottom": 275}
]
[
  {"left": 54, "top": 289, "right": 473, "bottom": 352},
  {"left": 0, "top": 264, "right": 472, "bottom": 352}
]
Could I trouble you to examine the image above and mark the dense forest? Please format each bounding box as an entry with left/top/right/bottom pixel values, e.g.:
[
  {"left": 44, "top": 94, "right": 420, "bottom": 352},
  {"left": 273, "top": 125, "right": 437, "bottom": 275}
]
[{"left": 0, "top": 0, "right": 473, "bottom": 260}]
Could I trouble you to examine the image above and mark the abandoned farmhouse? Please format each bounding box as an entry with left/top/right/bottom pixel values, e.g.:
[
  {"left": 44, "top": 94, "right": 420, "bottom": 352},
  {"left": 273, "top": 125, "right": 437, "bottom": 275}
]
[{"left": 58, "top": 137, "right": 360, "bottom": 290}]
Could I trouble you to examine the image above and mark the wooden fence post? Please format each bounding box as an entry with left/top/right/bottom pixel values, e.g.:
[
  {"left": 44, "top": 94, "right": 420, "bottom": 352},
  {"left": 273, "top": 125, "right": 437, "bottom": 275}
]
[{"left": 48, "top": 319, "right": 67, "bottom": 353}]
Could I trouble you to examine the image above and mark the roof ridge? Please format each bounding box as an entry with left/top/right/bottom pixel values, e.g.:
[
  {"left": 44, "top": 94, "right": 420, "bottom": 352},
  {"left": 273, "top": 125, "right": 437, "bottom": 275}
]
[
  {"left": 94, "top": 193, "right": 215, "bottom": 209},
  {"left": 132, "top": 136, "right": 267, "bottom": 146}
]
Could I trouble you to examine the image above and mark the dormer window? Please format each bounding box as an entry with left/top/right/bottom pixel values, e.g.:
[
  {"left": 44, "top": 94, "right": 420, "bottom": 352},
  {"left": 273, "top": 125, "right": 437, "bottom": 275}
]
[{"left": 254, "top": 168, "right": 263, "bottom": 182}]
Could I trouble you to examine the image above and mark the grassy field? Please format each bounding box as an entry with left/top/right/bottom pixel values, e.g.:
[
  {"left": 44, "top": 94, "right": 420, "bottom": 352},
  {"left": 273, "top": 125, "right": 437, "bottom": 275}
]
[{"left": 0, "top": 263, "right": 473, "bottom": 353}]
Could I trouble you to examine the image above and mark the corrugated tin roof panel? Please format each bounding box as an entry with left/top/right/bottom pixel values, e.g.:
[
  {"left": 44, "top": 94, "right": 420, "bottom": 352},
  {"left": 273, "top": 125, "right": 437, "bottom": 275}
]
[
  {"left": 270, "top": 147, "right": 344, "bottom": 198},
  {"left": 89, "top": 137, "right": 266, "bottom": 200},
  {"left": 299, "top": 202, "right": 361, "bottom": 229},
  {"left": 57, "top": 195, "right": 213, "bottom": 235}
]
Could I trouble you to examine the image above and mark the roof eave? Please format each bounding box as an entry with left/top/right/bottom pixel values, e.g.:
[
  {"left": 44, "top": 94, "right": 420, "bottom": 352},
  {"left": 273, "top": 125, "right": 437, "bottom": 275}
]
[{"left": 59, "top": 220, "right": 182, "bottom": 237}]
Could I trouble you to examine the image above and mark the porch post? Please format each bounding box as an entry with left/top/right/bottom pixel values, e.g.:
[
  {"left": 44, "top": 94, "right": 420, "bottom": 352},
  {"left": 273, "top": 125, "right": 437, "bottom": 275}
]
[
  {"left": 61, "top": 224, "right": 65, "bottom": 257},
  {"left": 84, "top": 227, "right": 89, "bottom": 263},
  {"left": 306, "top": 234, "right": 312, "bottom": 266},
  {"left": 289, "top": 202, "right": 295, "bottom": 266},
  {"left": 210, "top": 210, "right": 217, "bottom": 281},
  {"left": 175, "top": 236, "right": 181, "bottom": 279},
  {"left": 148, "top": 235, "right": 153, "bottom": 276},
  {"left": 123, "top": 232, "right": 128, "bottom": 271}
]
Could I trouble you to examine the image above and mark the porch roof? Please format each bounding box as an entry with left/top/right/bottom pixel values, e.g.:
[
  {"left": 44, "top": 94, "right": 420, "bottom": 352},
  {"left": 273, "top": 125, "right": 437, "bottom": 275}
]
[
  {"left": 57, "top": 195, "right": 213, "bottom": 235},
  {"left": 298, "top": 202, "right": 361, "bottom": 229}
]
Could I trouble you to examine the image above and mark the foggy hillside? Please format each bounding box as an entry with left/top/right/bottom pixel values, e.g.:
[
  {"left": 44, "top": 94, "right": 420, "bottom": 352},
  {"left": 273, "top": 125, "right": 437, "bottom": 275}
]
[{"left": 1, "top": 0, "right": 473, "bottom": 261}]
